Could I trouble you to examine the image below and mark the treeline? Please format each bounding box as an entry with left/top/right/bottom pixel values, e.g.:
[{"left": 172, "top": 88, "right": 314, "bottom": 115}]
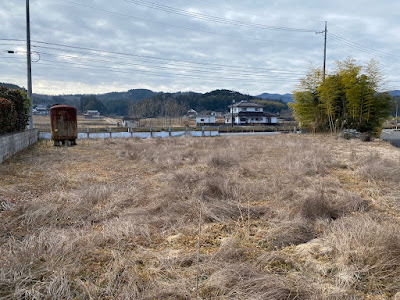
[
  {"left": 33, "top": 89, "right": 156, "bottom": 116},
  {"left": 35, "top": 89, "right": 288, "bottom": 117},
  {"left": 0, "top": 87, "right": 30, "bottom": 135},
  {"left": 130, "top": 89, "right": 289, "bottom": 118},
  {"left": 1, "top": 83, "right": 289, "bottom": 117}
]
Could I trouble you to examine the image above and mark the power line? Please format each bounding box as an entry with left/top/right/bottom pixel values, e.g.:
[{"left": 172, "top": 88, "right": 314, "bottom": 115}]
[
  {"left": 122, "top": 0, "right": 318, "bottom": 33},
  {"left": 0, "top": 38, "right": 26, "bottom": 43},
  {"left": 328, "top": 33, "right": 400, "bottom": 62},
  {"left": 36, "top": 56, "right": 301, "bottom": 82},
  {"left": 174, "top": 0, "right": 326, "bottom": 23},
  {"left": 59, "top": 0, "right": 309, "bottom": 46},
  {"left": 31, "top": 60, "right": 301, "bottom": 84},
  {"left": 28, "top": 40, "right": 306, "bottom": 75},
  {"left": 37, "top": 51, "right": 304, "bottom": 79}
]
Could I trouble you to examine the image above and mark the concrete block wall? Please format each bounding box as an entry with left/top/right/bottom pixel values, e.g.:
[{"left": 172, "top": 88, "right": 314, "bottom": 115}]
[{"left": 0, "top": 129, "right": 39, "bottom": 164}]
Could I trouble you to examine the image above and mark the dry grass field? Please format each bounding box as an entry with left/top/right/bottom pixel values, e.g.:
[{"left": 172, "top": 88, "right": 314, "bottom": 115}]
[
  {"left": 33, "top": 115, "right": 121, "bottom": 132},
  {"left": 1, "top": 134, "right": 400, "bottom": 299}
]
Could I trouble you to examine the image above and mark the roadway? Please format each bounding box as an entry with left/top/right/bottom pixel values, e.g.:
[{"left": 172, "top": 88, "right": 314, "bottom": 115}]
[
  {"left": 219, "top": 131, "right": 282, "bottom": 137},
  {"left": 381, "top": 129, "right": 400, "bottom": 148}
]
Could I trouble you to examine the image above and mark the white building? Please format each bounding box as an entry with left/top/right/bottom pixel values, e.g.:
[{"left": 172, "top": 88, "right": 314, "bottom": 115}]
[
  {"left": 122, "top": 117, "right": 137, "bottom": 128},
  {"left": 196, "top": 115, "right": 216, "bottom": 125},
  {"left": 84, "top": 110, "right": 101, "bottom": 119},
  {"left": 33, "top": 105, "right": 49, "bottom": 115},
  {"left": 224, "top": 101, "right": 278, "bottom": 125}
]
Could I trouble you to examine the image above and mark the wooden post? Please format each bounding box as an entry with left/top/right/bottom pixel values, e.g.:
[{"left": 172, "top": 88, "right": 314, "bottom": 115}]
[{"left": 86, "top": 127, "right": 90, "bottom": 139}]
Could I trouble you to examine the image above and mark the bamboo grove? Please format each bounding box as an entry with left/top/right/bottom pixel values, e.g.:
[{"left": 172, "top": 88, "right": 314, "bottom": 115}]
[{"left": 289, "top": 59, "right": 394, "bottom": 134}]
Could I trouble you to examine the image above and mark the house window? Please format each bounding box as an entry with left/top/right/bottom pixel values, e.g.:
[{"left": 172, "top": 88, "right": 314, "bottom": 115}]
[
  {"left": 242, "top": 108, "right": 247, "bottom": 112},
  {"left": 255, "top": 108, "right": 260, "bottom": 112},
  {"left": 201, "top": 119, "right": 205, "bottom": 122}
]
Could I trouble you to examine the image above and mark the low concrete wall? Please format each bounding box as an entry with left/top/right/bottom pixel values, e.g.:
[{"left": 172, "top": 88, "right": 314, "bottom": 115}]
[
  {"left": 0, "top": 129, "right": 39, "bottom": 164},
  {"left": 39, "top": 130, "right": 219, "bottom": 140}
]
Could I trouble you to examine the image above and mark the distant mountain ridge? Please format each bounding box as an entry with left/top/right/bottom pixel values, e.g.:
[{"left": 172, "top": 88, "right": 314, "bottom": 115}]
[
  {"left": 256, "top": 93, "right": 293, "bottom": 103},
  {"left": 256, "top": 90, "right": 400, "bottom": 103},
  {"left": 1, "top": 82, "right": 398, "bottom": 115},
  {"left": 0, "top": 82, "right": 25, "bottom": 90}
]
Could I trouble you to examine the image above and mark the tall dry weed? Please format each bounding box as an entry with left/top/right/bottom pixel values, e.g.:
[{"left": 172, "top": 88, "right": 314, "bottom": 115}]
[{"left": 324, "top": 215, "right": 400, "bottom": 294}]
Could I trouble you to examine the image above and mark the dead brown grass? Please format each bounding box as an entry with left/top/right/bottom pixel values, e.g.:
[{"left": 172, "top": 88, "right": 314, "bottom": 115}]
[{"left": 0, "top": 134, "right": 399, "bottom": 299}]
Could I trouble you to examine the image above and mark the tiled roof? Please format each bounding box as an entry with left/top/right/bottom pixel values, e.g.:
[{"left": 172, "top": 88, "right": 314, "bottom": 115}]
[{"left": 229, "top": 101, "right": 263, "bottom": 108}]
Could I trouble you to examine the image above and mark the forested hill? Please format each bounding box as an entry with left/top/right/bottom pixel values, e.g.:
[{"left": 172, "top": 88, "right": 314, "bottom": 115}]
[
  {"left": 129, "top": 89, "right": 289, "bottom": 118},
  {"left": 0, "top": 82, "right": 24, "bottom": 90},
  {"left": 25, "top": 87, "right": 289, "bottom": 116},
  {"left": 32, "top": 89, "right": 158, "bottom": 116},
  {"left": 0, "top": 84, "right": 300, "bottom": 116}
]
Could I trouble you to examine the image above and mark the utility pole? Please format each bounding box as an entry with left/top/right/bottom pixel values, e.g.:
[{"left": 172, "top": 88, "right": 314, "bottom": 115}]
[
  {"left": 26, "top": 0, "right": 33, "bottom": 129},
  {"left": 316, "top": 21, "right": 328, "bottom": 81},
  {"left": 323, "top": 21, "right": 327, "bottom": 81},
  {"left": 230, "top": 91, "right": 235, "bottom": 128},
  {"left": 396, "top": 102, "right": 398, "bottom": 130}
]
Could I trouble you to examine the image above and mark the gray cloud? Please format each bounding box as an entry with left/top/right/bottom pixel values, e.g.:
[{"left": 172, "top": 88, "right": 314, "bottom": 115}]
[{"left": 1, "top": 0, "right": 399, "bottom": 95}]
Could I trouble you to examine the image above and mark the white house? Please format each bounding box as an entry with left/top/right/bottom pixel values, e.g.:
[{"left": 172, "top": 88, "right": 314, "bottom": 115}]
[
  {"left": 33, "top": 105, "right": 49, "bottom": 115},
  {"left": 196, "top": 115, "right": 216, "bottom": 125},
  {"left": 224, "top": 101, "right": 278, "bottom": 125},
  {"left": 84, "top": 110, "right": 101, "bottom": 119}
]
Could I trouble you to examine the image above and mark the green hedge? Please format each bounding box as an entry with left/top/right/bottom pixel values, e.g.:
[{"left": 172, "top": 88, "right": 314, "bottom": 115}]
[{"left": 0, "top": 87, "right": 30, "bottom": 135}]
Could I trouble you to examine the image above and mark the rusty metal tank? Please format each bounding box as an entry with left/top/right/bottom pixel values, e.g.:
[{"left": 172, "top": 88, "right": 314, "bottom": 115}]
[{"left": 50, "top": 105, "right": 77, "bottom": 146}]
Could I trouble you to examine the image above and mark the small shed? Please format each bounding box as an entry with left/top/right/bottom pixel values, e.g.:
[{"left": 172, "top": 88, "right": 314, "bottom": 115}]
[
  {"left": 122, "top": 117, "right": 140, "bottom": 128},
  {"left": 196, "top": 115, "right": 216, "bottom": 125}
]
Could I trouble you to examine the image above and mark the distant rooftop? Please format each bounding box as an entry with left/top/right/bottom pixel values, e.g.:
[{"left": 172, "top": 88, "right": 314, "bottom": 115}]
[{"left": 229, "top": 101, "right": 263, "bottom": 108}]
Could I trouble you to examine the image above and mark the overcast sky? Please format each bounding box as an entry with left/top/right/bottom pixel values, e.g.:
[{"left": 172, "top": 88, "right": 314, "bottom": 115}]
[{"left": 0, "top": 0, "right": 399, "bottom": 96}]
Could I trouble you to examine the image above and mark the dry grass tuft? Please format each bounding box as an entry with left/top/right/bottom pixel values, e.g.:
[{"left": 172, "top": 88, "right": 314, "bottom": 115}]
[
  {"left": 355, "top": 152, "right": 400, "bottom": 183},
  {"left": 200, "top": 264, "right": 312, "bottom": 299},
  {"left": 294, "top": 183, "right": 369, "bottom": 221},
  {"left": 263, "top": 216, "right": 317, "bottom": 249},
  {"left": 324, "top": 215, "right": 400, "bottom": 294}
]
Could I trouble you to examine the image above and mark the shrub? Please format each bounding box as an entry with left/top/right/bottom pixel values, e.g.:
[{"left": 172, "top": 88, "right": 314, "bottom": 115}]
[
  {"left": 0, "top": 87, "right": 30, "bottom": 134},
  {"left": 0, "top": 97, "right": 17, "bottom": 134}
]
